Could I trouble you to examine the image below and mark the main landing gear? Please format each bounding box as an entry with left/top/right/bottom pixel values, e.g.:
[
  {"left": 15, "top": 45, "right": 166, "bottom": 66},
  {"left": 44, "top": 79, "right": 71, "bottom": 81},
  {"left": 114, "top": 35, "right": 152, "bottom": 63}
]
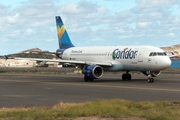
[
  {"left": 122, "top": 71, "right": 154, "bottom": 83},
  {"left": 84, "top": 76, "right": 94, "bottom": 82},
  {"left": 122, "top": 71, "right": 131, "bottom": 80}
]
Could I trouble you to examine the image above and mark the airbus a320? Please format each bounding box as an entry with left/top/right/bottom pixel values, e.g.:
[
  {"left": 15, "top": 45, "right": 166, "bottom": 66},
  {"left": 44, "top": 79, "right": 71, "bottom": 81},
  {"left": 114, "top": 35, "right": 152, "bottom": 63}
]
[{"left": 13, "top": 16, "right": 172, "bottom": 83}]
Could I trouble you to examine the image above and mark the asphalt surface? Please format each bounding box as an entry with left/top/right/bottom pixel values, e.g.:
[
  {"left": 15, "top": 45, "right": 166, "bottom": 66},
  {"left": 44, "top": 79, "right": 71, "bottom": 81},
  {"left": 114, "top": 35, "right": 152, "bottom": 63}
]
[{"left": 0, "top": 73, "right": 180, "bottom": 108}]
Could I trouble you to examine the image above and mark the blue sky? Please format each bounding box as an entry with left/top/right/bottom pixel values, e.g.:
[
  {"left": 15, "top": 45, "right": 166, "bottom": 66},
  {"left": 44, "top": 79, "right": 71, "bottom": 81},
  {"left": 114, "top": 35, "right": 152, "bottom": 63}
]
[{"left": 0, "top": 0, "right": 180, "bottom": 55}]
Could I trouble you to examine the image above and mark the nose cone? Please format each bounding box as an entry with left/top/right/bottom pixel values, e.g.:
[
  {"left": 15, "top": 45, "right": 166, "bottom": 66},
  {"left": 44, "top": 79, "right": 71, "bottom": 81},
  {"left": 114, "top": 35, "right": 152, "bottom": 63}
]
[{"left": 163, "top": 57, "right": 171, "bottom": 68}]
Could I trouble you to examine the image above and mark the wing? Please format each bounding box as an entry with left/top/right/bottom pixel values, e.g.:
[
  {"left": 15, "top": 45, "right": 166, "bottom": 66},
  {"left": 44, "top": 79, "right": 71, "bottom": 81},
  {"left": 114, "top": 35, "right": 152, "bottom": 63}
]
[{"left": 14, "top": 57, "right": 113, "bottom": 66}]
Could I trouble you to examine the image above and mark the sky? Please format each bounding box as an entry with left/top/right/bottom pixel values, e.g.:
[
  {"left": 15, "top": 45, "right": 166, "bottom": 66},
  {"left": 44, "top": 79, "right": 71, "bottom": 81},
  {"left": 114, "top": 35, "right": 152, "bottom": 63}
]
[{"left": 0, "top": 0, "right": 180, "bottom": 55}]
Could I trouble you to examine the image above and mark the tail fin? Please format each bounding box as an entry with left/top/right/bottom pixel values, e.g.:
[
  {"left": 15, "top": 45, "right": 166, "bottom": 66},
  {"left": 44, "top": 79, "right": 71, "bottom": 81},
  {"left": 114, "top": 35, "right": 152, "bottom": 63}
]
[{"left": 55, "top": 16, "right": 74, "bottom": 49}]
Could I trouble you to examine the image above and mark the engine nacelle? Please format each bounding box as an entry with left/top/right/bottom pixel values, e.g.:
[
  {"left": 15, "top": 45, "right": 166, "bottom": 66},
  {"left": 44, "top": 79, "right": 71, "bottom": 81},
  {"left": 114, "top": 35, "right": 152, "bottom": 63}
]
[
  {"left": 142, "top": 71, "right": 161, "bottom": 77},
  {"left": 82, "top": 65, "right": 103, "bottom": 79},
  {"left": 151, "top": 71, "right": 161, "bottom": 77},
  {"left": 36, "top": 61, "right": 48, "bottom": 67}
]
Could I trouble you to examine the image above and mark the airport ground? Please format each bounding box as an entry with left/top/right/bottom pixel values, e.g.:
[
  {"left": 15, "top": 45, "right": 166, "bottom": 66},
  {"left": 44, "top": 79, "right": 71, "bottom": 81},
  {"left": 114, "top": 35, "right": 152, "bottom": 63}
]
[{"left": 0, "top": 67, "right": 180, "bottom": 108}]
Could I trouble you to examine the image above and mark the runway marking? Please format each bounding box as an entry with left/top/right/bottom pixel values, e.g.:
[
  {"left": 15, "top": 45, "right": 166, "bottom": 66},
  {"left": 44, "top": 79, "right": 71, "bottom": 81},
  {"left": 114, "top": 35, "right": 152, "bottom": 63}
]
[
  {"left": 1, "top": 79, "right": 180, "bottom": 93},
  {"left": 44, "top": 82, "right": 180, "bottom": 92},
  {"left": 1, "top": 95, "right": 32, "bottom": 97}
]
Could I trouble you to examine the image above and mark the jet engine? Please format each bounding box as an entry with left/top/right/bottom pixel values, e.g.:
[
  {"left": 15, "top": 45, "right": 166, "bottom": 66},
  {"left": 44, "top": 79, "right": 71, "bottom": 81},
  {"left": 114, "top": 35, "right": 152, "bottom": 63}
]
[
  {"left": 82, "top": 65, "right": 103, "bottom": 80},
  {"left": 36, "top": 61, "right": 48, "bottom": 67},
  {"left": 142, "top": 71, "right": 161, "bottom": 77}
]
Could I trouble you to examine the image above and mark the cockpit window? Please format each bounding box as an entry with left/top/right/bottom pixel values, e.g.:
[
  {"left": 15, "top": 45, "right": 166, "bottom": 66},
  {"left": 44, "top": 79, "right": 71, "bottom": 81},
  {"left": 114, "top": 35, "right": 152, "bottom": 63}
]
[
  {"left": 149, "top": 52, "right": 167, "bottom": 56},
  {"left": 153, "top": 52, "right": 157, "bottom": 56},
  {"left": 157, "top": 52, "right": 163, "bottom": 56},
  {"left": 163, "top": 52, "right": 167, "bottom": 56},
  {"left": 149, "top": 52, "right": 153, "bottom": 56}
]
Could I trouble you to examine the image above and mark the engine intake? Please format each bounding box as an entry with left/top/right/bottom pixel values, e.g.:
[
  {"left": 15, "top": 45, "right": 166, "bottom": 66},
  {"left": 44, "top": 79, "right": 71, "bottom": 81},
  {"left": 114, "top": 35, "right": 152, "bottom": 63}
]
[
  {"left": 151, "top": 71, "right": 161, "bottom": 77},
  {"left": 142, "top": 71, "right": 161, "bottom": 77},
  {"left": 36, "top": 61, "right": 48, "bottom": 67},
  {"left": 83, "top": 65, "right": 103, "bottom": 79}
]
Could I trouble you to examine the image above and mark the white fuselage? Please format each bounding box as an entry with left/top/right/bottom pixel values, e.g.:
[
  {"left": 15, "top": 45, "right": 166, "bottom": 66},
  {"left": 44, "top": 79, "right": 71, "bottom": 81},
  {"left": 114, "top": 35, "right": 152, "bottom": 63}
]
[{"left": 61, "top": 46, "right": 171, "bottom": 71}]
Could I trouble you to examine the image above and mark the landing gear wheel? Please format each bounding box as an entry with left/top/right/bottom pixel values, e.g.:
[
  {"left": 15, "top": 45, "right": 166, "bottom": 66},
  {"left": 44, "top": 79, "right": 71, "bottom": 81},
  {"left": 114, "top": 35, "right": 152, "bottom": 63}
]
[
  {"left": 151, "top": 78, "right": 154, "bottom": 83},
  {"left": 84, "top": 76, "right": 89, "bottom": 82},
  {"left": 122, "top": 74, "right": 127, "bottom": 80},
  {"left": 147, "top": 78, "right": 154, "bottom": 83},
  {"left": 122, "top": 73, "right": 132, "bottom": 80},
  {"left": 127, "top": 74, "right": 131, "bottom": 80}
]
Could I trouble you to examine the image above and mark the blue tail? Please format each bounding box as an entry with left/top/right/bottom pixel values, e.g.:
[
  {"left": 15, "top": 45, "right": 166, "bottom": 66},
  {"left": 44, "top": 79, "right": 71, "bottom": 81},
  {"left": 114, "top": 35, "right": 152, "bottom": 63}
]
[{"left": 55, "top": 16, "right": 74, "bottom": 49}]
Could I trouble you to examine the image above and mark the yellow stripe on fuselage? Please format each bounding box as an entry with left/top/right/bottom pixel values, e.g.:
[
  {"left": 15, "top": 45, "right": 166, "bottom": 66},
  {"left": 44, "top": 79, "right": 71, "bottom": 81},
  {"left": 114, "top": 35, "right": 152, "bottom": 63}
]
[{"left": 57, "top": 25, "right": 65, "bottom": 39}]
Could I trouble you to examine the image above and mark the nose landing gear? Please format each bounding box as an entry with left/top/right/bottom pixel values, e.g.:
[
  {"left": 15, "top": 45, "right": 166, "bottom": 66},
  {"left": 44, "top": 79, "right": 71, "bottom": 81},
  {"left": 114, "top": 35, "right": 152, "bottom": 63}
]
[
  {"left": 147, "top": 72, "right": 154, "bottom": 83},
  {"left": 147, "top": 78, "right": 154, "bottom": 83}
]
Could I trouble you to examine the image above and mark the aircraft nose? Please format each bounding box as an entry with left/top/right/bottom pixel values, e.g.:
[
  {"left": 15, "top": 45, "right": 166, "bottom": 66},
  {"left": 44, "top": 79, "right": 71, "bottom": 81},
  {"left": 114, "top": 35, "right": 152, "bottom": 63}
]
[{"left": 163, "top": 57, "right": 171, "bottom": 68}]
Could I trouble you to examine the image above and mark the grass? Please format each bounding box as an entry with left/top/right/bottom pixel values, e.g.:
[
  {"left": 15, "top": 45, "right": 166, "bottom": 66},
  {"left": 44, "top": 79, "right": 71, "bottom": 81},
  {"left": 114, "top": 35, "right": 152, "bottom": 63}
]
[{"left": 0, "top": 99, "right": 180, "bottom": 120}]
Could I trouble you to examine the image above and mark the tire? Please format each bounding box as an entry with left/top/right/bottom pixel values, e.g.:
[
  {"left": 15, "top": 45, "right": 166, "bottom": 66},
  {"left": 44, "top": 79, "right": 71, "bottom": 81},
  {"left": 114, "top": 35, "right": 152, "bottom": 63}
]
[
  {"left": 122, "top": 74, "right": 127, "bottom": 80},
  {"left": 148, "top": 78, "right": 151, "bottom": 83},
  {"left": 127, "top": 74, "right": 131, "bottom": 80},
  {"left": 84, "top": 76, "right": 89, "bottom": 82},
  {"left": 151, "top": 78, "right": 154, "bottom": 83}
]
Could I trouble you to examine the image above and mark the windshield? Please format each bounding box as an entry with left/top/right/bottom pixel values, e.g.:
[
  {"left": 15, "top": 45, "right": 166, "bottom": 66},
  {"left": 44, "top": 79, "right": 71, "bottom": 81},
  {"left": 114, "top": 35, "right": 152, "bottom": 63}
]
[{"left": 149, "top": 52, "right": 167, "bottom": 56}]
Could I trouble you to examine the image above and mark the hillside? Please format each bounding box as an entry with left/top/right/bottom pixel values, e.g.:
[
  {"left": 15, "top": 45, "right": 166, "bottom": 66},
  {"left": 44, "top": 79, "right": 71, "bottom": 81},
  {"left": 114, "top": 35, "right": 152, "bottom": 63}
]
[
  {"left": 161, "top": 44, "right": 180, "bottom": 59},
  {"left": 1, "top": 45, "right": 180, "bottom": 60},
  {"left": 19, "top": 47, "right": 43, "bottom": 54},
  {"left": 0, "top": 48, "right": 56, "bottom": 59}
]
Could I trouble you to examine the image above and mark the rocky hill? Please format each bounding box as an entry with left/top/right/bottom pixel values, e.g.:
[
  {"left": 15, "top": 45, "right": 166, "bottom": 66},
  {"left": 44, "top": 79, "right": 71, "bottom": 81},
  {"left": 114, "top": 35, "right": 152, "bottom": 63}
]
[
  {"left": 161, "top": 44, "right": 180, "bottom": 59},
  {"left": 0, "top": 48, "right": 56, "bottom": 59},
  {"left": 1, "top": 45, "right": 180, "bottom": 60},
  {"left": 19, "top": 48, "right": 42, "bottom": 54}
]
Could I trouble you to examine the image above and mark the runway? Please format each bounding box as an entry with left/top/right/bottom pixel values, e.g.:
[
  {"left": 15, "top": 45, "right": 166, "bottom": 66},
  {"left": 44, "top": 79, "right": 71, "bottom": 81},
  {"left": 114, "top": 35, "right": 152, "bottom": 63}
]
[{"left": 0, "top": 73, "right": 180, "bottom": 108}]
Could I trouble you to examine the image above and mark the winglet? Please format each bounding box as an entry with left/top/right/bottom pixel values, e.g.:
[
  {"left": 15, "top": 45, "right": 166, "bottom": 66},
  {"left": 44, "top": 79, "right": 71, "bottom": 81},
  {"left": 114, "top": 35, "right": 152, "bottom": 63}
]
[
  {"left": 4, "top": 55, "right": 14, "bottom": 60},
  {"left": 4, "top": 55, "right": 8, "bottom": 60},
  {"left": 168, "top": 52, "right": 176, "bottom": 58}
]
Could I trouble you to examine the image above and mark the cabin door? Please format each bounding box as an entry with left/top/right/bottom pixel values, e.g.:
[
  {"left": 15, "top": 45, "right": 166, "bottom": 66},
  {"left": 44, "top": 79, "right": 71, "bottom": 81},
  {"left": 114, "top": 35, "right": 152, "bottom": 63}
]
[{"left": 138, "top": 48, "right": 146, "bottom": 62}]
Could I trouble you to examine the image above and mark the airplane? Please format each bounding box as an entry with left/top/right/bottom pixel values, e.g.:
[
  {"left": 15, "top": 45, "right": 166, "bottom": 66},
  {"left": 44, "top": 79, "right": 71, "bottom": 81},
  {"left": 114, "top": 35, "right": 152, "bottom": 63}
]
[{"left": 11, "top": 16, "right": 172, "bottom": 83}]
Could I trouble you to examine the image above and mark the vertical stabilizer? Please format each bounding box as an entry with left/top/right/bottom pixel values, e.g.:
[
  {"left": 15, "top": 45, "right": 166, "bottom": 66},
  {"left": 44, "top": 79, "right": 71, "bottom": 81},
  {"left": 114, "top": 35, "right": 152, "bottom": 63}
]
[{"left": 55, "top": 16, "right": 74, "bottom": 49}]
